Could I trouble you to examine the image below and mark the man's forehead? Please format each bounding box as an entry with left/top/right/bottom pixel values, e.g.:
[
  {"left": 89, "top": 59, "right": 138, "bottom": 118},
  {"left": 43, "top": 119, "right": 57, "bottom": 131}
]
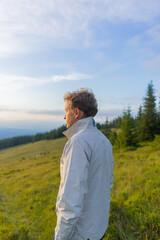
[{"left": 65, "top": 100, "right": 72, "bottom": 109}]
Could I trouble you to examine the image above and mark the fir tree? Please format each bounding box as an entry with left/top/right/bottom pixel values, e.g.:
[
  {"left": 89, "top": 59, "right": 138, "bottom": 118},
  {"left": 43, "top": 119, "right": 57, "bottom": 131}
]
[
  {"left": 118, "top": 107, "right": 138, "bottom": 147},
  {"left": 101, "top": 118, "right": 111, "bottom": 138},
  {"left": 142, "top": 81, "right": 157, "bottom": 141},
  {"left": 135, "top": 105, "right": 145, "bottom": 141}
]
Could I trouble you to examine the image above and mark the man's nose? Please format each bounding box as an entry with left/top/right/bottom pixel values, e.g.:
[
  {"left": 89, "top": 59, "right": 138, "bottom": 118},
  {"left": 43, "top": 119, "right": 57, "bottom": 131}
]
[{"left": 64, "top": 114, "right": 66, "bottom": 119}]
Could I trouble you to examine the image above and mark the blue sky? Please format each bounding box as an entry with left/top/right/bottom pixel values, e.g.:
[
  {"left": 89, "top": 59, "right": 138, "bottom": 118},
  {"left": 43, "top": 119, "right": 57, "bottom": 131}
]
[{"left": 0, "top": 0, "right": 160, "bottom": 131}]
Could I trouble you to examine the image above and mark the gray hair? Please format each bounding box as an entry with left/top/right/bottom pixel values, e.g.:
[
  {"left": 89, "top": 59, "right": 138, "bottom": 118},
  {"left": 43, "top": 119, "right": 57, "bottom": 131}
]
[{"left": 64, "top": 88, "right": 98, "bottom": 117}]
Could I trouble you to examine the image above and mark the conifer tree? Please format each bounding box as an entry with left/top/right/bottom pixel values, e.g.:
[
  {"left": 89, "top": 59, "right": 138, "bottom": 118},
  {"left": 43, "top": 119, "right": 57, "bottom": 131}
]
[
  {"left": 101, "top": 118, "right": 111, "bottom": 138},
  {"left": 118, "top": 107, "right": 138, "bottom": 147},
  {"left": 135, "top": 105, "right": 145, "bottom": 141},
  {"left": 142, "top": 81, "right": 157, "bottom": 141}
]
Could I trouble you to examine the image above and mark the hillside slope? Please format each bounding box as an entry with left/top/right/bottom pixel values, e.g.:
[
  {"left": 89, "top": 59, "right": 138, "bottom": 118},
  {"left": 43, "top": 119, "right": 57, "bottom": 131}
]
[{"left": 0, "top": 137, "right": 160, "bottom": 240}]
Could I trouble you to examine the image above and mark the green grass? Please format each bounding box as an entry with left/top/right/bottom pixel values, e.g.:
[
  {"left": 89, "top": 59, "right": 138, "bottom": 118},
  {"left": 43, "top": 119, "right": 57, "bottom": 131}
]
[{"left": 0, "top": 137, "right": 160, "bottom": 239}]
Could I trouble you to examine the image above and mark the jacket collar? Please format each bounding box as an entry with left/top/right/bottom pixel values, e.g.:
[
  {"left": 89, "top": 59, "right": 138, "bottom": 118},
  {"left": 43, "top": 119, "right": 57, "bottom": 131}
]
[{"left": 63, "top": 116, "right": 96, "bottom": 139}]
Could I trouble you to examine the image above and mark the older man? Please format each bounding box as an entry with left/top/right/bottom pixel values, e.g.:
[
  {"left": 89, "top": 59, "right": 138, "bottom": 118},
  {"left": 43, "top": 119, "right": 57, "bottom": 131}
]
[{"left": 54, "top": 89, "right": 114, "bottom": 240}]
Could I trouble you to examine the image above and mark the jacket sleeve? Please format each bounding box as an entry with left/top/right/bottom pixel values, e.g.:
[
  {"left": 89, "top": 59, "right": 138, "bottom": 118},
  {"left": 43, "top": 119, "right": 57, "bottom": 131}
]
[{"left": 55, "top": 139, "right": 89, "bottom": 240}]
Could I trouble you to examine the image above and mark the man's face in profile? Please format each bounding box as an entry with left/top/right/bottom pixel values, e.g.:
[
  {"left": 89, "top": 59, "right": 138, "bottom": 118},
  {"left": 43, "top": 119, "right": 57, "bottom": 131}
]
[{"left": 64, "top": 100, "right": 77, "bottom": 128}]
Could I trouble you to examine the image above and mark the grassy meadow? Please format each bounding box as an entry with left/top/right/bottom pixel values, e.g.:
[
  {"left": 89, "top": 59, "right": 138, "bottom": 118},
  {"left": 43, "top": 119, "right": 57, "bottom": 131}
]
[{"left": 0, "top": 136, "right": 160, "bottom": 240}]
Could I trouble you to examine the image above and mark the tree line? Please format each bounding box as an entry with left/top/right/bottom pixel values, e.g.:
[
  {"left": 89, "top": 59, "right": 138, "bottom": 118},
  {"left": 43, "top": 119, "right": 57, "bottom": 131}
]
[
  {"left": 0, "top": 125, "right": 66, "bottom": 150},
  {"left": 98, "top": 81, "right": 160, "bottom": 148}
]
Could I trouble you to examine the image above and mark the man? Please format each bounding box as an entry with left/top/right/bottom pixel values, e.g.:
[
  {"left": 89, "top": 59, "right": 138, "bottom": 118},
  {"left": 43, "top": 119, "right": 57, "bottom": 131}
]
[{"left": 54, "top": 89, "right": 114, "bottom": 240}]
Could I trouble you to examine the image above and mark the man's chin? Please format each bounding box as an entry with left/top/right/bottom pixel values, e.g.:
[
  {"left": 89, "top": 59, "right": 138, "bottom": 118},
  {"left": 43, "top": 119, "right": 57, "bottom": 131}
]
[{"left": 67, "top": 124, "right": 72, "bottom": 129}]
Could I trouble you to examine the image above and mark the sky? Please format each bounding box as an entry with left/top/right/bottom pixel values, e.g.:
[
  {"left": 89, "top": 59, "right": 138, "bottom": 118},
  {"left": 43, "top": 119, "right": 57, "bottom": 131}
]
[{"left": 0, "top": 0, "right": 160, "bottom": 132}]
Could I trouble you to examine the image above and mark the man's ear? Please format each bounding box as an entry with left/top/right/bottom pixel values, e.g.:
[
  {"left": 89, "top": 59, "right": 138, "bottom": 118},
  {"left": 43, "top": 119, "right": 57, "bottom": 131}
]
[{"left": 75, "top": 108, "right": 80, "bottom": 119}]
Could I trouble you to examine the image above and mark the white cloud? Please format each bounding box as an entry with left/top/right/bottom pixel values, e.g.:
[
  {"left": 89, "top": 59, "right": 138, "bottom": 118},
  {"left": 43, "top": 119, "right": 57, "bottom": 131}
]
[
  {"left": 0, "top": 0, "right": 160, "bottom": 56},
  {"left": 48, "top": 72, "right": 92, "bottom": 82},
  {"left": 0, "top": 72, "right": 91, "bottom": 91}
]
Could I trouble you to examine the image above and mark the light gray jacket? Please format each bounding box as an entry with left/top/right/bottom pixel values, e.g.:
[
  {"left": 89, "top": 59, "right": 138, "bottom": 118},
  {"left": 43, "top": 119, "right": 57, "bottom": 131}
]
[{"left": 55, "top": 117, "right": 114, "bottom": 240}]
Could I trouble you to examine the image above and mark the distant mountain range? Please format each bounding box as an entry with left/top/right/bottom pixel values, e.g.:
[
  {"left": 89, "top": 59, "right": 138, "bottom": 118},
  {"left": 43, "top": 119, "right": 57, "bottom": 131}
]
[{"left": 0, "top": 128, "right": 37, "bottom": 140}]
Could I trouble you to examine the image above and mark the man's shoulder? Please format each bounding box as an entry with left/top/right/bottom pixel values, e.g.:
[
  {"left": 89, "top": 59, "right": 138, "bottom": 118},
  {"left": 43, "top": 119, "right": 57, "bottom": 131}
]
[
  {"left": 63, "top": 134, "right": 86, "bottom": 157},
  {"left": 64, "top": 129, "right": 90, "bottom": 149},
  {"left": 69, "top": 127, "right": 111, "bottom": 146},
  {"left": 65, "top": 133, "right": 82, "bottom": 148},
  {"left": 71, "top": 127, "right": 97, "bottom": 140}
]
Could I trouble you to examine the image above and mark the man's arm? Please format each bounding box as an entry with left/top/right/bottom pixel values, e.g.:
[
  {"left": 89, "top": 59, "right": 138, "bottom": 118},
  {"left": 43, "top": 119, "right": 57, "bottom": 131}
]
[{"left": 55, "top": 139, "right": 89, "bottom": 240}]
